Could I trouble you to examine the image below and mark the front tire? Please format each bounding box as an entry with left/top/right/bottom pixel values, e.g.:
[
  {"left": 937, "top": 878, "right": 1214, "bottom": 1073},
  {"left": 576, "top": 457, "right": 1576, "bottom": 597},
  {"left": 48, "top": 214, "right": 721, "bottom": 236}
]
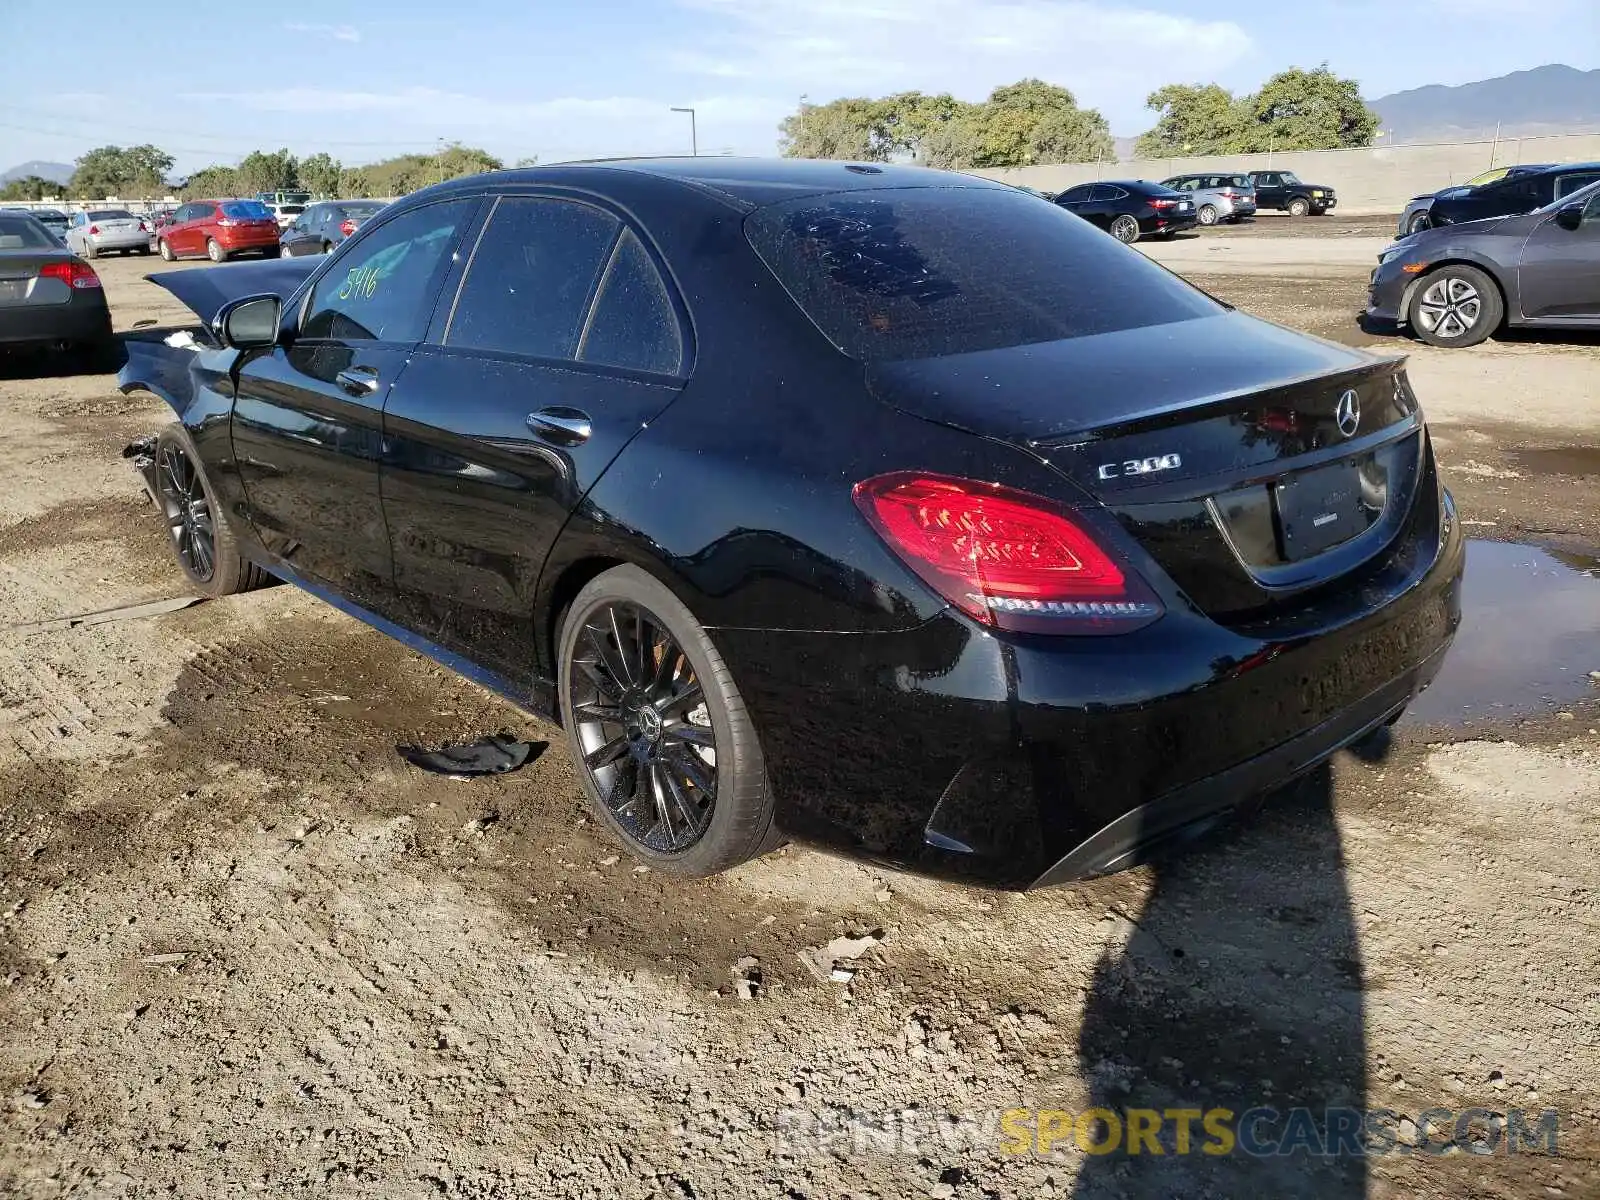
[
  {"left": 1287, "top": 197, "right": 1310, "bottom": 217},
  {"left": 206, "top": 238, "right": 227, "bottom": 263},
  {"left": 158, "top": 239, "right": 175, "bottom": 261},
  {"left": 152, "top": 425, "right": 271, "bottom": 598},
  {"left": 1408, "top": 264, "right": 1502, "bottom": 348},
  {"left": 1109, "top": 214, "right": 1140, "bottom": 244},
  {"left": 1197, "top": 204, "right": 1219, "bottom": 226},
  {"left": 557, "top": 565, "right": 777, "bottom": 877},
  {"left": 322, "top": 240, "right": 334, "bottom": 255}
]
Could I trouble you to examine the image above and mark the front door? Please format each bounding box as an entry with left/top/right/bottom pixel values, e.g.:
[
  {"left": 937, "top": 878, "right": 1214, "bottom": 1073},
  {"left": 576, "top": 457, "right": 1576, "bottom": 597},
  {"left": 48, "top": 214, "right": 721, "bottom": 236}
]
[
  {"left": 1518, "top": 189, "right": 1600, "bottom": 320},
  {"left": 380, "top": 193, "right": 689, "bottom": 687},
  {"left": 229, "top": 196, "right": 479, "bottom": 612},
  {"left": 1254, "top": 174, "right": 1283, "bottom": 208}
]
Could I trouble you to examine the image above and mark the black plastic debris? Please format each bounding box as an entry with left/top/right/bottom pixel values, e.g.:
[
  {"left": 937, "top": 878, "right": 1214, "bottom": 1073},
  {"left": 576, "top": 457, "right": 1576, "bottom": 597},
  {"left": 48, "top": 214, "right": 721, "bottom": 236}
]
[{"left": 396, "top": 735, "right": 544, "bottom": 777}]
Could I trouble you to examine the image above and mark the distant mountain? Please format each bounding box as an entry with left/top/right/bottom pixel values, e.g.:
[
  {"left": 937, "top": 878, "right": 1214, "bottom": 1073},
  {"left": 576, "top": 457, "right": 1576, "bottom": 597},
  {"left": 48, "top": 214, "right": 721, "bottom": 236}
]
[
  {"left": 1, "top": 160, "right": 74, "bottom": 186},
  {"left": 1372, "top": 64, "right": 1600, "bottom": 143}
]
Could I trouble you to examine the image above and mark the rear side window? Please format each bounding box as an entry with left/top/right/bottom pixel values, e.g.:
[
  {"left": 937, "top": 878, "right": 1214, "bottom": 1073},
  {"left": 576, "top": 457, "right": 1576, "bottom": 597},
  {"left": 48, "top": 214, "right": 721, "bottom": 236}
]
[
  {"left": 577, "top": 229, "right": 683, "bottom": 374},
  {"left": 448, "top": 196, "right": 620, "bottom": 359},
  {"left": 744, "top": 186, "right": 1221, "bottom": 363}
]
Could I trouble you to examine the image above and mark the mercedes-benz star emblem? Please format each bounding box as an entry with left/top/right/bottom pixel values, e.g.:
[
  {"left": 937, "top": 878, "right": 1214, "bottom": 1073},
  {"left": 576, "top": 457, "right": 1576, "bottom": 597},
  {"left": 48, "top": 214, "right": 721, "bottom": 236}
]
[{"left": 1335, "top": 389, "right": 1360, "bottom": 438}]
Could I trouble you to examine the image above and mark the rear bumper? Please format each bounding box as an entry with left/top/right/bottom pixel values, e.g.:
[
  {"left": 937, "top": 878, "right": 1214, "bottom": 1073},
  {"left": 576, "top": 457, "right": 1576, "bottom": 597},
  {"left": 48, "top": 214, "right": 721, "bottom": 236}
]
[
  {"left": 0, "top": 297, "right": 112, "bottom": 347},
  {"left": 217, "top": 230, "right": 281, "bottom": 251},
  {"left": 715, "top": 473, "right": 1463, "bottom": 890},
  {"left": 89, "top": 233, "right": 148, "bottom": 251}
]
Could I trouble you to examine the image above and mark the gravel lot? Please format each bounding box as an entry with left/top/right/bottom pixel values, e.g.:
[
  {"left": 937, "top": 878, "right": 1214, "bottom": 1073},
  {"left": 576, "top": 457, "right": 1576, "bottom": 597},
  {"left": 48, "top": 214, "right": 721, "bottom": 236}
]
[{"left": 1, "top": 241, "right": 1596, "bottom": 1200}]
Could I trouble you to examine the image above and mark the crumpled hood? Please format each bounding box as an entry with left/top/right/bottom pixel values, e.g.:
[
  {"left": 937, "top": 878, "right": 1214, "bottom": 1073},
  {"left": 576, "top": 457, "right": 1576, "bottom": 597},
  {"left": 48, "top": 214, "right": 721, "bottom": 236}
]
[
  {"left": 1418, "top": 213, "right": 1513, "bottom": 237},
  {"left": 145, "top": 257, "right": 319, "bottom": 325}
]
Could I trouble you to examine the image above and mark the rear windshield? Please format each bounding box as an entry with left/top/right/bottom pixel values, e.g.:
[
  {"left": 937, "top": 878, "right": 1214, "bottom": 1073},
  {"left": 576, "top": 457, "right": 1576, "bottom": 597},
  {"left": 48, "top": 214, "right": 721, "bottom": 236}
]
[
  {"left": 221, "top": 200, "right": 272, "bottom": 219},
  {"left": 744, "top": 186, "right": 1221, "bottom": 363},
  {"left": 341, "top": 202, "right": 384, "bottom": 219},
  {"left": 87, "top": 209, "right": 134, "bottom": 221},
  {"left": 0, "top": 216, "right": 57, "bottom": 249}
]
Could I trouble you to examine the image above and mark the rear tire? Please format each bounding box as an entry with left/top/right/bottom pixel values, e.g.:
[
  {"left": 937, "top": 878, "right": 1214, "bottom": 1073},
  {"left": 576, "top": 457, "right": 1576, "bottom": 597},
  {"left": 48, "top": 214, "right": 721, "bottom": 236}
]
[
  {"left": 557, "top": 565, "right": 778, "bottom": 877},
  {"left": 1197, "top": 204, "right": 1218, "bottom": 226},
  {"left": 206, "top": 238, "right": 227, "bottom": 263},
  {"left": 158, "top": 239, "right": 174, "bottom": 262},
  {"left": 152, "top": 425, "right": 271, "bottom": 598},
  {"left": 1287, "top": 197, "right": 1310, "bottom": 217},
  {"left": 1408, "top": 264, "right": 1502, "bottom": 348},
  {"left": 82, "top": 242, "right": 97, "bottom": 260},
  {"left": 1109, "top": 214, "right": 1140, "bottom": 244}
]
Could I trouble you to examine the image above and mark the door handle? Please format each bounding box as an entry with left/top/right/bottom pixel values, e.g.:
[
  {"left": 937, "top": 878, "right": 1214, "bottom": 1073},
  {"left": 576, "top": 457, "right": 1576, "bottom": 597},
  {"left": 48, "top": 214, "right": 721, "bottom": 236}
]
[
  {"left": 526, "top": 407, "right": 592, "bottom": 446},
  {"left": 335, "top": 365, "right": 379, "bottom": 396}
]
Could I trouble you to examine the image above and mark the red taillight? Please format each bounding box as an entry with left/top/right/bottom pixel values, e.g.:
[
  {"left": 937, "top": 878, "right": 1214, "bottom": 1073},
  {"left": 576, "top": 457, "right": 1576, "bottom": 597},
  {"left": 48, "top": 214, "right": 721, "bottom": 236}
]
[
  {"left": 852, "top": 472, "right": 1163, "bottom": 634},
  {"left": 1149, "top": 198, "right": 1178, "bottom": 209},
  {"left": 39, "top": 261, "right": 102, "bottom": 289},
  {"left": 138, "top": 221, "right": 149, "bottom": 232},
  {"left": 340, "top": 219, "right": 357, "bottom": 236},
  {"left": 88, "top": 224, "right": 100, "bottom": 235}
]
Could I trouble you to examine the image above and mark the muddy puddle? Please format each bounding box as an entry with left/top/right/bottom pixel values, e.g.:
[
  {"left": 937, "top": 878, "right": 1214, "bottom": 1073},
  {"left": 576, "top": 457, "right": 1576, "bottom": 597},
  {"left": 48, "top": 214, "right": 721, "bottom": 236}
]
[{"left": 1404, "top": 540, "right": 1600, "bottom": 727}]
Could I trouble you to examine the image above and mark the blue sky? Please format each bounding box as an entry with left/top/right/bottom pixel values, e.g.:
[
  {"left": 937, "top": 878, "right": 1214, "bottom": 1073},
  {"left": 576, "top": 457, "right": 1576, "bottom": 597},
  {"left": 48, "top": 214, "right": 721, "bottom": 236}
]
[{"left": 1, "top": 0, "right": 1596, "bottom": 176}]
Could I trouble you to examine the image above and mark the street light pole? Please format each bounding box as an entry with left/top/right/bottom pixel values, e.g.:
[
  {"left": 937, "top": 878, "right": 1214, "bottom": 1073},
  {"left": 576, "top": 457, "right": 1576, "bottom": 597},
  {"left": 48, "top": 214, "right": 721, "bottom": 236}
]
[{"left": 670, "top": 107, "right": 698, "bottom": 156}]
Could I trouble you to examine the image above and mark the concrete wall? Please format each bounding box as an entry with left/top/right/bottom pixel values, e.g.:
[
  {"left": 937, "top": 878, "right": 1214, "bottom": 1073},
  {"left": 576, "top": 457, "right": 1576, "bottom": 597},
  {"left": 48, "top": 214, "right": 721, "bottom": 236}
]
[{"left": 973, "top": 131, "right": 1600, "bottom": 214}]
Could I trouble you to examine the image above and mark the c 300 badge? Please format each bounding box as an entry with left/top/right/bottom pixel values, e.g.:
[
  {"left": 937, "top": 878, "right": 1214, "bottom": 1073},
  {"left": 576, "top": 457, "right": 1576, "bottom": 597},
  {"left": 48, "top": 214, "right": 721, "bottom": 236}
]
[{"left": 1097, "top": 453, "right": 1182, "bottom": 481}]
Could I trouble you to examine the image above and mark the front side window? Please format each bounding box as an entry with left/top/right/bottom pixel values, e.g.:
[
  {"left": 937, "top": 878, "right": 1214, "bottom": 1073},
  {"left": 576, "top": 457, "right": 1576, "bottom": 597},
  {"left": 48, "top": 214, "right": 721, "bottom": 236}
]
[
  {"left": 1277, "top": 172, "right": 1301, "bottom": 184},
  {"left": 447, "top": 196, "right": 620, "bottom": 359},
  {"left": 302, "top": 198, "right": 475, "bottom": 343},
  {"left": 1555, "top": 172, "right": 1600, "bottom": 200},
  {"left": 744, "top": 185, "right": 1221, "bottom": 363}
]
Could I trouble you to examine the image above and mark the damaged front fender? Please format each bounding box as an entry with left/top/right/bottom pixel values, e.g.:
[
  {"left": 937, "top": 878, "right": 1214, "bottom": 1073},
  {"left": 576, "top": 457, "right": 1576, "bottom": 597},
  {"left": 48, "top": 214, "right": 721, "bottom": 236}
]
[{"left": 116, "top": 257, "right": 319, "bottom": 422}]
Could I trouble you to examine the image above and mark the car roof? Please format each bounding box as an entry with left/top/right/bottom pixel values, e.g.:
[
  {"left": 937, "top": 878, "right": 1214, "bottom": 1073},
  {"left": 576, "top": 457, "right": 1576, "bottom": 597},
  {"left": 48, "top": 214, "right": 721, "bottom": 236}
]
[{"left": 413, "top": 157, "right": 1015, "bottom": 211}]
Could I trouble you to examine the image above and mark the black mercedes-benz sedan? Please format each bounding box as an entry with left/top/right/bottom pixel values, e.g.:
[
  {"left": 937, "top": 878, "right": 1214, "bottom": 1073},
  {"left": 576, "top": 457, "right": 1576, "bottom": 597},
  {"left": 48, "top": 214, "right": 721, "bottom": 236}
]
[
  {"left": 1368, "top": 177, "right": 1600, "bottom": 347},
  {"left": 118, "top": 159, "right": 1464, "bottom": 889}
]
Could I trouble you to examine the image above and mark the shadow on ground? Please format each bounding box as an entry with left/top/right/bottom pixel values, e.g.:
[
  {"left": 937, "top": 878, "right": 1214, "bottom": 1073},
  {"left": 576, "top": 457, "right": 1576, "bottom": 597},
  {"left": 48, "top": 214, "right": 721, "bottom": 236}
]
[{"left": 1070, "top": 756, "right": 1376, "bottom": 1196}]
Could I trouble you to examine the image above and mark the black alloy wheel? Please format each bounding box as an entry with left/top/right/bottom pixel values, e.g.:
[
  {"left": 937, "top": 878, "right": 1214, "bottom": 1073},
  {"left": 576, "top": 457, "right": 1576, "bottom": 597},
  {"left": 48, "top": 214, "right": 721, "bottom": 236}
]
[
  {"left": 157, "top": 439, "right": 215, "bottom": 583},
  {"left": 568, "top": 600, "right": 718, "bottom": 852}
]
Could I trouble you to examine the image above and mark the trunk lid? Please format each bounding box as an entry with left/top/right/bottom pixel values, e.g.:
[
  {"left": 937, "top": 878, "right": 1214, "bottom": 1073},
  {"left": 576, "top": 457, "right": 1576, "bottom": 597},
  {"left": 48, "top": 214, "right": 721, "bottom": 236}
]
[
  {"left": 0, "top": 251, "right": 77, "bottom": 306},
  {"left": 866, "top": 312, "right": 1427, "bottom": 622}
]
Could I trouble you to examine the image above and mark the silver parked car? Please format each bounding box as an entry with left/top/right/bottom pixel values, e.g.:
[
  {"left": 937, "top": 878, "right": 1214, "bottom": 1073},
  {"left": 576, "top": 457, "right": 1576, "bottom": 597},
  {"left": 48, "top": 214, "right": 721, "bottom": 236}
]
[
  {"left": 1160, "top": 173, "right": 1258, "bottom": 225},
  {"left": 65, "top": 208, "right": 151, "bottom": 259}
]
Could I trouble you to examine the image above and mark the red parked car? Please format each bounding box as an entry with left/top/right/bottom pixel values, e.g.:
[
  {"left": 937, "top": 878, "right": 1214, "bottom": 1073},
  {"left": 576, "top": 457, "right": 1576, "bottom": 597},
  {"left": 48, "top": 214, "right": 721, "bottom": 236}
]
[{"left": 156, "top": 199, "right": 282, "bottom": 263}]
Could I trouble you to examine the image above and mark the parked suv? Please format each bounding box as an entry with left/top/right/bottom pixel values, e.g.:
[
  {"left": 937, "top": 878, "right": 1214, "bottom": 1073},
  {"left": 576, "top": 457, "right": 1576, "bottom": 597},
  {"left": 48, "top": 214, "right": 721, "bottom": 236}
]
[
  {"left": 156, "top": 199, "right": 282, "bottom": 262},
  {"left": 1054, "top": 180, "right": 1197, "bottom": 243},
  {"left": 1246, "top": 170, "right": 1336, "bottom": 216},
  {"left": 1160, "top": 173, "right": 1257, "bottom": 225},
  {"left": 1424, "top": 162, "right": 1600, "bottom": 228}
]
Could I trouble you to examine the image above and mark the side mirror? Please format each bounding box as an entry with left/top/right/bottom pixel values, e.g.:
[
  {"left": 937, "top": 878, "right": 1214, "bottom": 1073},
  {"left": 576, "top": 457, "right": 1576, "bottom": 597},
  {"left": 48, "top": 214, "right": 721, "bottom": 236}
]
[
  {"left": 213, "top": 293, "right": 282, "bottom": 349},
  {"left": 1555, "top": 203, "right": 1584, "bottom": 231}
]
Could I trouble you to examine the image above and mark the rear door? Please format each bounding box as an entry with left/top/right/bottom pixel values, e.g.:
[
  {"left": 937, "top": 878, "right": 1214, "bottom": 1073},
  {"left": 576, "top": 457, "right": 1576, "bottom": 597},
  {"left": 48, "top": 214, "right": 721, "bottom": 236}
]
[
  {"left": 1517, "top": 188, "right": 1600, "bottom": 320},
  {"left": 229, "top": 196, "right": 478, "bottom": 610},
  {"left": 380, "top": 192, "right": 690, "bottom": 683}
]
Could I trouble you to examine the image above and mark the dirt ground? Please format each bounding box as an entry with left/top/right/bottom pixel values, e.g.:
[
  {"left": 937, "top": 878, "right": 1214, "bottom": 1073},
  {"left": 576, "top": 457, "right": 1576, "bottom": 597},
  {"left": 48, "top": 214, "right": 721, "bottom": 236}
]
[{"left": 0, "top": 246, "right": 1596, "bottom": 1200}]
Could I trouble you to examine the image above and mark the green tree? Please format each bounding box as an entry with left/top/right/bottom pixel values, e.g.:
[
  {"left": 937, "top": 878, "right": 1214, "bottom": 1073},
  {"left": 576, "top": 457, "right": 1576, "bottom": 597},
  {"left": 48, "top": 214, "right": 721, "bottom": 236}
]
[
  {"left": 298, "top": 152, "right": 342, "bottom": 197},
  {"left": 0, "top": 175, "right": 58, "bottom": 201},
  {"left": 779, "top": 96, "right": 890, "bottom": 160},
  {"left": 69, "top": 144, "right": 174, "bottom": 198},
  {"left": 921, "top": 80, "right": 1112, "bottom": 169},
  {"left": 339, "top": 169, "right": 373, "bottom": 198},
  {"left": 180, "top": 165, "right": 241, "bottom": 198},
  {"left": 783, "top": 81, "right": 1111, "bottom": 169},
  {"left": 234, "top": 148, "right": 299, "bottom": 195},
  {"left": 1135, "top": 83, "right": 1249, "bottom": 157},
  {"left": 1242, "top": 65, "right": 1378, "bottom": 151}
]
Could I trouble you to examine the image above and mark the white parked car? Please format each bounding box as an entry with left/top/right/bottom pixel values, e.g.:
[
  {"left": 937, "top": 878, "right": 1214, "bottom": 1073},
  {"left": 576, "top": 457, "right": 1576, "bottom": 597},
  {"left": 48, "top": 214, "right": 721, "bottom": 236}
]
[
  {"left": 266, "top": 202, "right": 307, "bottom": 229},
  {"left": 66, "top": 208, "right": 151, "bottom": 258}
]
